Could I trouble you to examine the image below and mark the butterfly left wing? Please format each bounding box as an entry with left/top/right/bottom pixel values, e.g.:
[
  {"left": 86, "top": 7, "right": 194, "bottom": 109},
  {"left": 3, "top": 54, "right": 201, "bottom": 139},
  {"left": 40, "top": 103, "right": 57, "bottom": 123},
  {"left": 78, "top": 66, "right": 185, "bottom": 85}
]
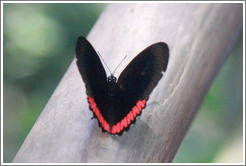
[
  {"left": 76, "top": 37, "right": 112, "bottom": 132},
  {"left": 76, "top": 36, "right": 107, "bottom": 97},
  {"left": 109, "top": 42, "right": 169, "bottom": 135}
]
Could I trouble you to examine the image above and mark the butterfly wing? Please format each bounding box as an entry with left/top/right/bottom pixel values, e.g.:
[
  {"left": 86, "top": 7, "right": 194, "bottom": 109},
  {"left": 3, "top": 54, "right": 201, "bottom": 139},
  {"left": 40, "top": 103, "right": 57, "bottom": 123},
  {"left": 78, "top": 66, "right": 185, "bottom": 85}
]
[
  {"left": 76, "top": 36, "right": 107, "bottom": 96},
  {"left": 109, "top": 42, "right": 169, "bottom": 135},
  {"left": 117, "top": 42, "right": 169, "bottom": 100},
  {"left": 76, "top": 37, "right": 113, "bottom": 133}
]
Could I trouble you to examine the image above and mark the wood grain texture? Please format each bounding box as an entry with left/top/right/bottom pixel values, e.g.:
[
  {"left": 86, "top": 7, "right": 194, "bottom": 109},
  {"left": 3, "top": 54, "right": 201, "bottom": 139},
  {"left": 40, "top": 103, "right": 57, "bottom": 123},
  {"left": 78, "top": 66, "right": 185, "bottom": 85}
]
[{"left": 13, "top": 3, "right": 243, "bottom": 163}]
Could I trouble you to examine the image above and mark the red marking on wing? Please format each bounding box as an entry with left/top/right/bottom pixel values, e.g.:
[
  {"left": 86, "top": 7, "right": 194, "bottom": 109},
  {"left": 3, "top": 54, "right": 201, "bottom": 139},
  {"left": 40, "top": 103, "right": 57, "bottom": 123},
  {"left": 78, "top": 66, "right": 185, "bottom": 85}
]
[
  {"left": 111, "top": 98, "right": 147, "bottom": 135},
  {"left": 88, "top": 96, "right": 110, "bottom": 132},
  {"left": 88, "top": 96, "right": 147, "bottom": 135}
]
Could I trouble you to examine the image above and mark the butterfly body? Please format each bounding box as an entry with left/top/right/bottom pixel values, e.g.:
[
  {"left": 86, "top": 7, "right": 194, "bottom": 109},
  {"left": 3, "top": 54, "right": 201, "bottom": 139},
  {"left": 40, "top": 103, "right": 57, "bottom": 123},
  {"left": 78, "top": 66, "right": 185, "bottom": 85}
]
[
  {"left": 76, "top": 36, "right": 169, "bottom": 135},
  {"left": 106, "top": 75, "right": 118, "bottom": 97}
]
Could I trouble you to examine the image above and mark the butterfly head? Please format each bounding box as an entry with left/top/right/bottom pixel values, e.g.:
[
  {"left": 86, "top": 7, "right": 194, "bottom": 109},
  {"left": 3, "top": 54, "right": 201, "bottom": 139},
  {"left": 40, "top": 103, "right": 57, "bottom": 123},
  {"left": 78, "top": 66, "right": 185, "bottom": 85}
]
[{"left": 107, "top": 75, "right": 117, "bottom": 84}]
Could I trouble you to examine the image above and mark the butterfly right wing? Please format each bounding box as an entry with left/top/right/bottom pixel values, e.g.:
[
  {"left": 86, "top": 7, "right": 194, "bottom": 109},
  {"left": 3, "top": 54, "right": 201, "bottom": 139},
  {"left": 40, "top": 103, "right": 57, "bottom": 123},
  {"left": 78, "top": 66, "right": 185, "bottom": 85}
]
[
  {"left": 117, "top": 42, "right": 169, "bottom": 101},
  {"left": 109, "top": 42, "right": 169, "bottom": 135}
]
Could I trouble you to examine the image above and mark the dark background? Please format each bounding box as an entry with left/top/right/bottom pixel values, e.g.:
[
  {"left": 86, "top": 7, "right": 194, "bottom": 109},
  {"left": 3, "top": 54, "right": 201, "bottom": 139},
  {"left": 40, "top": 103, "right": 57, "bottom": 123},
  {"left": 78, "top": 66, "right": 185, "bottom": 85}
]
[{"left": 3, "top": 3, "right": 243, "bottom": 163}]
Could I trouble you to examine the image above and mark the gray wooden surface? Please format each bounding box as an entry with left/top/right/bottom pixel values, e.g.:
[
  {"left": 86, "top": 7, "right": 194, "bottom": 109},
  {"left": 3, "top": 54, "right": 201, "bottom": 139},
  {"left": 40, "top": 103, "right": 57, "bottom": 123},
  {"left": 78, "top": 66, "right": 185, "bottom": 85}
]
[{"left": 13, "top": 3, "right": 243, "bottom": 163}]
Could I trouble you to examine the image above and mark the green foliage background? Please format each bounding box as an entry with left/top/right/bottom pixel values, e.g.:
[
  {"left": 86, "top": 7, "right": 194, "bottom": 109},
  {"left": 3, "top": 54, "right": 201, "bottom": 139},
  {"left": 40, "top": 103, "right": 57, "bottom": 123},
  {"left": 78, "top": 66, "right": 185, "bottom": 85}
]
[{"left": 3, "top": 3, "right": 243, "bottom": 163}]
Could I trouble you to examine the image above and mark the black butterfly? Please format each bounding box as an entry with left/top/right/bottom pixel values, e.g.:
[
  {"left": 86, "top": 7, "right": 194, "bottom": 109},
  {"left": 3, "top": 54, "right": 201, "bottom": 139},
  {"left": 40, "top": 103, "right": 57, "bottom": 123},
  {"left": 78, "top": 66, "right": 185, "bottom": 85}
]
[{"left": 76, "top": 36, "right": 169, "bottom": 135}]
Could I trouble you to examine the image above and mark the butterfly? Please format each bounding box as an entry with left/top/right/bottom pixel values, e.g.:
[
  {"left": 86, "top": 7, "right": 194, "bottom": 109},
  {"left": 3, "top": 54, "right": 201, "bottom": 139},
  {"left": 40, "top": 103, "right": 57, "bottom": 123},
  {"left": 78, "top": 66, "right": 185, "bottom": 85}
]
[{"left": 76, "top": 36, "right": 169, "bottom": 135}]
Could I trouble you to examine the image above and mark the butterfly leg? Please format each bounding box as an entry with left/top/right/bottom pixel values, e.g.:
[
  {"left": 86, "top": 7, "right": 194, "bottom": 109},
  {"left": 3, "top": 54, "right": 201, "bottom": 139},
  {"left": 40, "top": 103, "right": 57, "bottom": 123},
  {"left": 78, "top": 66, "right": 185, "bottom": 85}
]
[{"left": 91, "top": 114, "right": 96, "bottom": 120}]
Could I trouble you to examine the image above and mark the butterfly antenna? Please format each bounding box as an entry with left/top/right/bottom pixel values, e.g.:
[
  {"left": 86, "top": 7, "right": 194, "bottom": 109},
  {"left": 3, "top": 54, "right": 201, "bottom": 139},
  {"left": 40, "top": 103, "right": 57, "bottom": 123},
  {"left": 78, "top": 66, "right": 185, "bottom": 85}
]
[
  {"left": 97, "top": 51, "right": 112, "bottom": 75},
  {"left": 112, "top": 55, "right": 127, "bottom": 75}
]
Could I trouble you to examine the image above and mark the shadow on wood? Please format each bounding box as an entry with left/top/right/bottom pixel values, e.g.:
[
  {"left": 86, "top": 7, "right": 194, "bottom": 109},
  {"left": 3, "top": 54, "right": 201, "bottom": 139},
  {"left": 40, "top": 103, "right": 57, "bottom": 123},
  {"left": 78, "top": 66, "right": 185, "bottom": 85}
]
[{"left": 13, "top": 3, "right": 243, "bottom": 163}]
